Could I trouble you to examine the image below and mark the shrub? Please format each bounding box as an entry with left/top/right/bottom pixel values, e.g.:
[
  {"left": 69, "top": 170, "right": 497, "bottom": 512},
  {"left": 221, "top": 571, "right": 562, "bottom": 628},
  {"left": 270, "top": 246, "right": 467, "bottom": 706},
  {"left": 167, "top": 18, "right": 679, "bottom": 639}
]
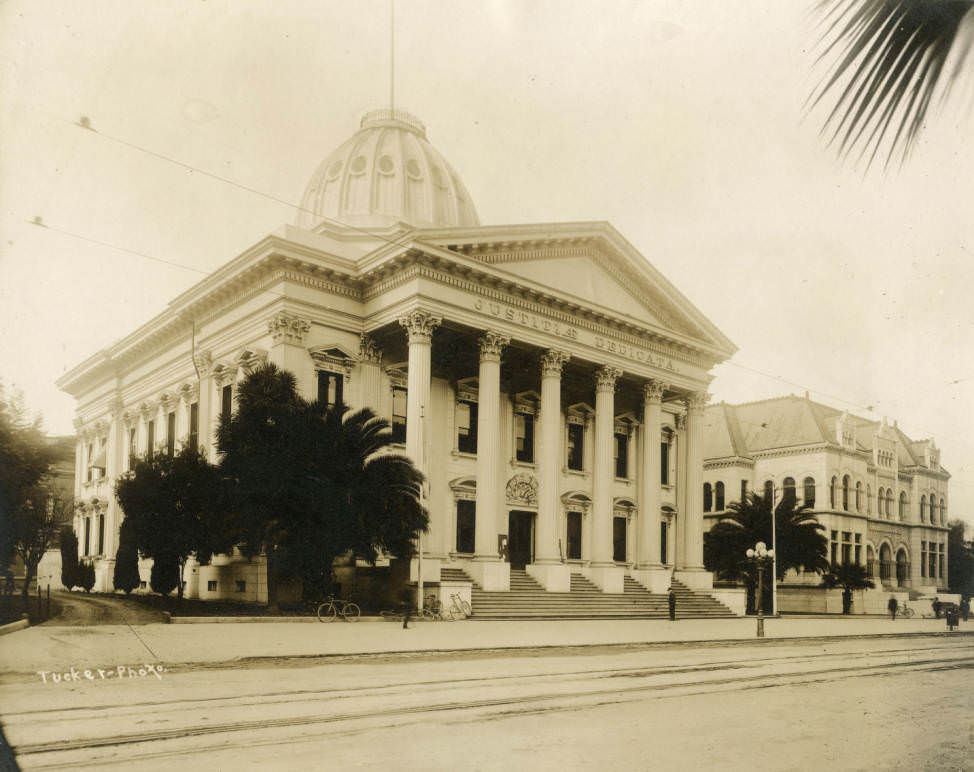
[
  {"left": 59, "top": 526, "right": 78, "bottom": 590},
  {"left": 149, "top": 552, "right": 179, "bottom": 597},
  {"left": 78, "top": 560, "right": 96, "bottom": 592},
  {"left": 113, "top": 520, "right": 140, "bottom": 594}
]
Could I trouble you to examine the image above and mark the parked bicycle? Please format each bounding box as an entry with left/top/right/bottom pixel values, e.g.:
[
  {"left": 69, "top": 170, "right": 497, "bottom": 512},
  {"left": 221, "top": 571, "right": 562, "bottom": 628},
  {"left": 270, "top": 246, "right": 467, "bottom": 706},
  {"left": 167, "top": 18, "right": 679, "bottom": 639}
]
[
  {"left": 447, "top": 592, "right": 472, "bottom": 620},
  {"left": 317, "top": 596, "right": 361, "bottom": 622}
]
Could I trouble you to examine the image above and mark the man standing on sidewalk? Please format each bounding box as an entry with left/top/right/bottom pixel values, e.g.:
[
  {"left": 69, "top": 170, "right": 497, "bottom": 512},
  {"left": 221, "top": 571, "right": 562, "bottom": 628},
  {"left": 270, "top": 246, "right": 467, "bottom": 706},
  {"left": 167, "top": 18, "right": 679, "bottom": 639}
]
[
  {"left": 668, "top": 587, "right": 677, "bottom": 621},
  {"left": 888, "top": 596, "right": 897, "bottom": 620}
]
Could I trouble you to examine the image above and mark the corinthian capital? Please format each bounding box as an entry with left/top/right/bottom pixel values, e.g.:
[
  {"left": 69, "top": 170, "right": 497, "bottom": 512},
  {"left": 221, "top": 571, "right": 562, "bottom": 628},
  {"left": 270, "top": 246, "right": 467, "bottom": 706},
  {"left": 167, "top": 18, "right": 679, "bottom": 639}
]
[
  {"left": 268, "top": 312, "right": 311, "bottom": 345},
  {"left": 685, "top": 391, "right": 710, "bottom": 413},
  {"left": 193, "top": 349, "right": 212, "bottom": 377},
  {"left": 478, "top": 331, "right": 510, "bottom": 362},
  {"left": 595, "top": 365, "right": 623, "bottom": 393},
  {"left": 642, "top": 379, "right": 668, "bottom": 404},
  {"left": 398, "top": 310, "right": 441, "bottom": 344},
  {"left": 541, "top": 349, "right": 570, "bottom": 377}
]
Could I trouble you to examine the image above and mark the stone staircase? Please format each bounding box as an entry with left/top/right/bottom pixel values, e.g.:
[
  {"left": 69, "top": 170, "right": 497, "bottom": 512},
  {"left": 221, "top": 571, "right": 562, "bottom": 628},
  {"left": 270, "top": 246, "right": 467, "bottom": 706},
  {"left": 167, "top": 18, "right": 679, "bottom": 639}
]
[{"left": 446, "top": 567, "right": 735, "bottom": 620}]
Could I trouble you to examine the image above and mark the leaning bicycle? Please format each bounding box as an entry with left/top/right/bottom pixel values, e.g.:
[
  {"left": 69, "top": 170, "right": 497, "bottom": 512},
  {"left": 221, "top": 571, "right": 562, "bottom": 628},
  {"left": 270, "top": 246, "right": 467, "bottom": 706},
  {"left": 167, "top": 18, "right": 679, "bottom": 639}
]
[
  {"left": 447, "top": 592, "right": 472, "bottom": 620},
  {"left": 317, "top": 595, "right": 361, "bottom": 622}
]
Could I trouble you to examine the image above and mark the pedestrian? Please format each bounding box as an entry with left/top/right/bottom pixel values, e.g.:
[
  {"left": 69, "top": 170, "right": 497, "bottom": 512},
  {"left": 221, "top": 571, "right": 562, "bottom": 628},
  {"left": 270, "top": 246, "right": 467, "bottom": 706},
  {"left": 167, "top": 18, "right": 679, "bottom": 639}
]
[
  {"left": 668, "top": 587, "right": 677, "bottom": 621},
  {"left": 402, "top": 604, "right": 411, "bottom": 629},
  {"left": 961, "top": 597, "right": 970, "bottom": 622},
  {"left": 933, "top": 597, "right": 942, "bottom": 619},
  {"left": 887, "top": 596, "right": 897, "bottom": 621},
  {"left": 946, "top": 605, "right": 959, "bottom": 632}
]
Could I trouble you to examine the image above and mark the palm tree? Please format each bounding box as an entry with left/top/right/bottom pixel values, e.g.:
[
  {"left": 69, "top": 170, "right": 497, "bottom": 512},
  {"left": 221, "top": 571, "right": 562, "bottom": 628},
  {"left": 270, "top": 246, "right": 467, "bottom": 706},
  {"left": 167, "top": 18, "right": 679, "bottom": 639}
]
[
  {"left": 810, "top": 0, "right": 974, "bottom": 168},
  {"left": 704, "top": 491, "right": 830, "bottom": 611},
  {"left": 822, "top": 562, "right": 875, "bottom": 613}
]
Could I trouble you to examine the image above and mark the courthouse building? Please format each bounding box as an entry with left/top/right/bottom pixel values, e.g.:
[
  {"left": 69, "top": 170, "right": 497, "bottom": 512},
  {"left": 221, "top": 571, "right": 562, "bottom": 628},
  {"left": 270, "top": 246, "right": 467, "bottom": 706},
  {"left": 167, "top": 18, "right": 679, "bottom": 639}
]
[
  {"left": 702, "top": 395, "right": 952, "bottom": 613},
  {"left": 58, "top": 109, "right": 738, "bottom": 608}
]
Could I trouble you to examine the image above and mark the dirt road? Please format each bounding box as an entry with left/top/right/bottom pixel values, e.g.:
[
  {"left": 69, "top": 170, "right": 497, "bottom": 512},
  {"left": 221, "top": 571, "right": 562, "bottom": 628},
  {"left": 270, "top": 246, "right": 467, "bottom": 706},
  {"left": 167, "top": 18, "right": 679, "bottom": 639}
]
[{"left": 43, "top": 592, "right": 168, "bottom": 626}]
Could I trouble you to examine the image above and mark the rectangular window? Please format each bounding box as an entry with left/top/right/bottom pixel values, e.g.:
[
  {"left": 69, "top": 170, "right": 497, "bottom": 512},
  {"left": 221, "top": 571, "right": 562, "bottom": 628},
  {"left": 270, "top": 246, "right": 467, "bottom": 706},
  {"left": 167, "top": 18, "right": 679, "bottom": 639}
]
[
  {"left": 456, "top": 401, "right": 478, "bottom": 454},
  {"left": 129, "top": 427, "right": 137, "bottom": 467},
  {"left": 317, "top": 370, "right": 344, "bottom": 409},
  {"left": 147, "top": 421, "right": 155, "bottom": 458},
  {"left": 921, "top": 541, "right": 927, "bottom": 577},
  {"left": 391, "top": 387, "right": 407, "bottom": 443},
  {"left": 189, "top": 403, "right": 199, "bottom": 452},
  {"left": 660, "top": 440, "right": 669, "bottom": 485},
  {"left": 139, "top": 581, "right": 147, "bottom": 590},
  {"left": 567, "top": 423, "right": 584, "bottom": 471},
  {"left": 929, "top": 550, "right": 937, "bottom": 579},
  {"left": 221, "top": 384, "right": 233, "bottom": 423},
  {"left": 236, "top": 580, "right": 246, "bottom": 593},
  {"left": 167, "top": 411, "right": 176, "bottom": 456},
  {"left": 841, "top": 543, "right": 851, "bottom": 565},
  {"left": 660, "top": 521, "right": 668, "bottom": 564},
  {"left": 613, "top": 516, "right": 627, "bottom": 562},
  {"left": 456, "top": 500, "right": 476, "bottom": 554},
  {"left": 97, "top": 515, "right": 105, "bottom": 555},
  {"left": 830, "top": 530, "right": 838, "bottom": 566},
  {"left": 207, "top": 580, "right": 217, "bottom": 592},
  {"left": 614, "top": 432, "right": 629, "bottom": 479},
  {"left": 515, "top": 412, "right": 535, "bottom": 463},
  {"left": 566, "top": 511, "right": 582, "bottom": 560},
  {"left": 939, "top": 544, "right": 945, "bottom": 579},
  {"left": 741, "top": 479, "right": 748, "bottom": 502},
  {"left": 84, "top": 517, "right": 91, "bottom": 556}
]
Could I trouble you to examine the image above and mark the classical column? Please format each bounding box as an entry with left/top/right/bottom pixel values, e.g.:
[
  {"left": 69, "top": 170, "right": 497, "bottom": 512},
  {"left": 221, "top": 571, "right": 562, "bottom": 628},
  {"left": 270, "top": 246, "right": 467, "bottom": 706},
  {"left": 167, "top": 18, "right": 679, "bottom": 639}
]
[
  {"left": 632, "top": 379, "right": 669, "bottom": 593},
  {"left": 474, "top": 332, "right": 508, "bottom": 559},
  {"left": 357, "top": 334, "right": 383, "bottom": 411},
  {"left": 675, "top": 391, "right": 712, "bottom": 590},
  {"left": 589, "top": 365, "right": 624, "bottom": 593},
  {"left": 192, "top": 350, "right": 213, "bottom": 458},
  {"left": 398, "top": 310, "right": 441, "bottom": 587},
  {"left": 267, "top": 311, "right": 312, "bottom": 399},
  {"left": 528, "top": 349, "right": 571, "bottom": 592}
]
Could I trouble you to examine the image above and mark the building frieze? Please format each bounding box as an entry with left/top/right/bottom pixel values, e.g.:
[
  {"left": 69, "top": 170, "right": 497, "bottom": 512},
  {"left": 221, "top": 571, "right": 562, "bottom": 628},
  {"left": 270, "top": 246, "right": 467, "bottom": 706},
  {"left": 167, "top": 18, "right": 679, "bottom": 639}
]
[{"left": 704, "top": 456, "right": 755, "bottom": 470}]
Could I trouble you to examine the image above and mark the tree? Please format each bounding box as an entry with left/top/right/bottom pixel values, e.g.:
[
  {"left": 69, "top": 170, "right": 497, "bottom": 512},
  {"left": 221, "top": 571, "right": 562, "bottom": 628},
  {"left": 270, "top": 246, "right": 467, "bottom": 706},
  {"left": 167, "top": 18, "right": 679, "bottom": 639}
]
[
  {"left": 0, "top": 381, "right": 56, "bottom": 575},
  {"left": 811, "top": 0, "right": 974, "bottom": 169},
  {"left": 947, "top": 519, "right": 974, "bottom": 597},
  {"left": 113, "top": 519, "right": 141, "bottom": 594},
  {"left": 78, "top": 559, "right": 95, "bottom": 592},
  {"left": 218, "top": 363, "right": 428, "bottom": 607},
  {"left": 149, "top": 551, "right": 179, "bottom": 596},
  {"left": 11, "top": 487, "right": 68, "bottom": 600},
  {"left": 116, "top": 445, "right": 233, "bottom": 600},
  {"left": 60, "top": 525, "right": 79, "bottom": 590},
  {"left": 822, "top": 562, "right": 875, "bottom": 614},
  {"left": 704, "top": 491, "right": 830, "bottom": 611}
]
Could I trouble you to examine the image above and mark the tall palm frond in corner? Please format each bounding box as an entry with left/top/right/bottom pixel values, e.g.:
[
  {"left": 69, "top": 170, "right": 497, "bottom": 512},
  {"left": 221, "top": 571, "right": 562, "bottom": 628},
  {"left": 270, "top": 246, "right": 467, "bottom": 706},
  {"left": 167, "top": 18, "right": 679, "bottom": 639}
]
[{"left": 809, "top": 0, "right": 974, "bottom": 169}]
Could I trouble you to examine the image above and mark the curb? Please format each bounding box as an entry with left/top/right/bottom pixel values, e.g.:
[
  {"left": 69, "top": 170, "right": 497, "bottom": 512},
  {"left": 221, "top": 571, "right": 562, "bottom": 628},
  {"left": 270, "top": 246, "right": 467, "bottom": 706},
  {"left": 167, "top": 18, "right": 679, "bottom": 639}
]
[
  {"left": 0, "top": 615, "right": 30, "bottom": 636},
  {"left": 171, "top": 615, "right": 385, "bottom": 624}
]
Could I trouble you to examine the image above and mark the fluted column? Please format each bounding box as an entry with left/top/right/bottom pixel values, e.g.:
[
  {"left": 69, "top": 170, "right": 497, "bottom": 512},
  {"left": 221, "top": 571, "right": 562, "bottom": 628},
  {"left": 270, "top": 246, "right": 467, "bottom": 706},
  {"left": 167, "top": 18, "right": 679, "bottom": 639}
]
[
  {"left": 589, "top": 366, "right": 624, "bottom": 593},
  {"left": 675, "top": 392, "right": 712, "bottom": 590},
  {"left": 638, "top": 381, "right": 666, "bottom": 569},
  {"left": 357, "top": 334, "right": 383, "bottom": 412},
  {"left": 474, "top": 331, "right": 508, "bottom": 559},
  {"left": 398, "top": 311, "right": 440, "bottom": 477}
]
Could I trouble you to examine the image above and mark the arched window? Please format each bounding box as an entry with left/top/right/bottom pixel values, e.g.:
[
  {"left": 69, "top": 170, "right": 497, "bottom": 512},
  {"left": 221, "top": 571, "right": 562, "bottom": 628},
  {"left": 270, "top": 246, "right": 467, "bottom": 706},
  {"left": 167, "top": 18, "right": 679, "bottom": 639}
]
[
  {"left": 855, "top": 481, "right": 862, "bottom": 512},
  {"left": 715, "top": 482, "right": 725, "bottom": 511},
  {"left": 899, "top": 492, "right": 907, "bottom": 521},
  {"left": 920, "top": 495, "right": 927, "bottom": 522},
  {"left": 930, "top": 497, "right": 938, "bottom": 523},
  {"left": 940, "top": 497, "right": 946, "bottom": 523},
  {"left": 703, "top": 483, "right": 712, "bottom": 513},
  {"left": 803, "top": 477, "right": 816, "bottom": 507},
  {"left": 764, "top": 480, "right": 774, "bottom": 502},
  {"left": 866, "top": 484, "right": 871, "bottom": 514},
  {"left": 877, "top": 487, "right": 884, "bottom": 516},
  {"left": 830, "top": 477, "right": 837, "bottom": 508},
  {"left": 842, "top": 475, "right": 850, "bottom": 511},
  {"left": 886, "top": 491, "right": 893, "bottom": 518},
  {"left": 783, "top": 477, "right": 796, "bottom": 503}
]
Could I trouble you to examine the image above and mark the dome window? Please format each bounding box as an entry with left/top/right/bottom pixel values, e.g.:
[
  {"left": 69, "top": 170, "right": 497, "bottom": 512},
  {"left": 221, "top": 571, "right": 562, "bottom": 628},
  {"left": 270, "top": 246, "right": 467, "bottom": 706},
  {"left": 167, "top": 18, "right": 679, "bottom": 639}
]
[
  {"left": 350, "top": 156, "right": 367, "bottom": 173},
  {"left": 326, "top": 160, "right": 343, "bottom": 178},
  {"left": 406, "top": 159, "right": 422, "bottom": 178},
  {"left": 378, "top": 155, "right": 395, "bottom": 174}
]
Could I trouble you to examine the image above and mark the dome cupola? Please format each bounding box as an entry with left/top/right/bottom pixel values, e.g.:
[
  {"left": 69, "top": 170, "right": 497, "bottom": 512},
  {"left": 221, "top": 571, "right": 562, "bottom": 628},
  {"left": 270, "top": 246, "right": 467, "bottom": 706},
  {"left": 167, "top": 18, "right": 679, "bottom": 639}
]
[{"left": 296, "top": 109, "right": 480, "bottom": 230}]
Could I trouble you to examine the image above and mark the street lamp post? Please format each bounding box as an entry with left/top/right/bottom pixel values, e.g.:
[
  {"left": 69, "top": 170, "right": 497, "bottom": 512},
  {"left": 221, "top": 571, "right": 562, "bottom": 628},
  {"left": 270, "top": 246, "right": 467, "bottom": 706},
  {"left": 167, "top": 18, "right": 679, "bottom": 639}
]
[
  {"left": 746, "top": 542, "right": 774, "bottom": 638},
  {"left": 769, "top": 477, "right": 778, "bottom": 617}
]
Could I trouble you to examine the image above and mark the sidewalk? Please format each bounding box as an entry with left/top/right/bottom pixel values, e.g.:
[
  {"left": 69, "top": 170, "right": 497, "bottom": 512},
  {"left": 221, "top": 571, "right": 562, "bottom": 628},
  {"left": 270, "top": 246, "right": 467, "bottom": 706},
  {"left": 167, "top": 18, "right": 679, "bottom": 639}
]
[{"left": 1, "top": 615, "right": 970, "bottom": 675}]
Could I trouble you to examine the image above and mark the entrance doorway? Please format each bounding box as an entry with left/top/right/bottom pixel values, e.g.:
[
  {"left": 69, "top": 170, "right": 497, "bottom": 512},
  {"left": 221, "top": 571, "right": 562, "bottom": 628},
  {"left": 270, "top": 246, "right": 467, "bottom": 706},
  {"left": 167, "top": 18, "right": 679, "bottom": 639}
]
[{"left": 508, "top": 510, "right": 535, "bottom": 569}]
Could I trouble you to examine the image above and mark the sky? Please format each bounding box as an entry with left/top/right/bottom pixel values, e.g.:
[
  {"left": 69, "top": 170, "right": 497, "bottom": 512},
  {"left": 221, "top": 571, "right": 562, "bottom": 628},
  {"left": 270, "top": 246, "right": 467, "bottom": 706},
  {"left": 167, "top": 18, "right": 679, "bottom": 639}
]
[{"left": 1, "top": 1, "right": 972, "bottom": 527}]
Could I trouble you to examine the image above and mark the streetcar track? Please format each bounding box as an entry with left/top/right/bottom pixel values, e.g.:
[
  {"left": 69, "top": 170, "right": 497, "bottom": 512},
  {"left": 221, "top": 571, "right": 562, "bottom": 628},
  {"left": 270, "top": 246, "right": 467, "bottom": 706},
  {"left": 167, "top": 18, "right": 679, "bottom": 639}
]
[{"left": 11, "top": 654, "right": 974, "bottom": 764}]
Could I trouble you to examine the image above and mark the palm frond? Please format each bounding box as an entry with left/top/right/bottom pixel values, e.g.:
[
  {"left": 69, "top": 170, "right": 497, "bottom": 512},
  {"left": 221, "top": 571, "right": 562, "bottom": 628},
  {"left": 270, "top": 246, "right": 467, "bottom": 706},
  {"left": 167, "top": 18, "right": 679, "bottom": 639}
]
[{"left": 810, "top": 0, "right": 974, "bottom": 169}]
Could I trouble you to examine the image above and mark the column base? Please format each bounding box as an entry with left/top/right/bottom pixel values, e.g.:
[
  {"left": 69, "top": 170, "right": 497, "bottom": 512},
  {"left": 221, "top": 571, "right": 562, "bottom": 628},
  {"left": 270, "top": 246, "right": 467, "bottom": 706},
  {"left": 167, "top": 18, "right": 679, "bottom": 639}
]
[
  {"left": 526, "top": 563, "right": 571, "bottom": 592},
  {"left": 673, "top": 568, "right": 714, "bottom": 592},
  {"left": 585, "top": 564, "right": 625, "bottom": 594},
  {"left": 630, "top": 567, "right": 672, "bottom": 594},
  {"left": 467, "top": 559, "right": 510, "bottom": 591}
]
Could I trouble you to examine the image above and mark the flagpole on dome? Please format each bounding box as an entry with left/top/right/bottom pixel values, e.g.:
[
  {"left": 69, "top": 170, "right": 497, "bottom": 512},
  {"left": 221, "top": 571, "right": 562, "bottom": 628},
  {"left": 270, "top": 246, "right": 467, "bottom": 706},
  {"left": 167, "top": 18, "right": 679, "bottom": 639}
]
[{"left": 389, "top": 0, "right": 395, "bottom": 113}]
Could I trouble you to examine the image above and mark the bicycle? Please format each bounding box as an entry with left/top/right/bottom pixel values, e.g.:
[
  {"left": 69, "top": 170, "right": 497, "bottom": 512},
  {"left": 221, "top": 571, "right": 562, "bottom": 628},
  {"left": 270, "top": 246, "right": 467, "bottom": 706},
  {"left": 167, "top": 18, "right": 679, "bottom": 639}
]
[
  {"left": 317, "top": 595, "right": 361, "bottom": 622},
  {"left": 898, "top": 603, "right": 915, "bottom": 619},
  {"left": 420, "top": 594, "right": 448, "bottom": 622},
  {"left": 447, "top": 592, "right": 472, "bottom": 620}
]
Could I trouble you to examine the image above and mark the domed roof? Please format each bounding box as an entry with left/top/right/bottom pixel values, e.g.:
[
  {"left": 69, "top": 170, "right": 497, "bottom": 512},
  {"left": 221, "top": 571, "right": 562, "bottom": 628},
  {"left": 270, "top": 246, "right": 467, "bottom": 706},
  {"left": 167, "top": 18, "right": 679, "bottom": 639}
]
[{"left": 296, "top": 109, "right": 480, "bottom": 230}]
